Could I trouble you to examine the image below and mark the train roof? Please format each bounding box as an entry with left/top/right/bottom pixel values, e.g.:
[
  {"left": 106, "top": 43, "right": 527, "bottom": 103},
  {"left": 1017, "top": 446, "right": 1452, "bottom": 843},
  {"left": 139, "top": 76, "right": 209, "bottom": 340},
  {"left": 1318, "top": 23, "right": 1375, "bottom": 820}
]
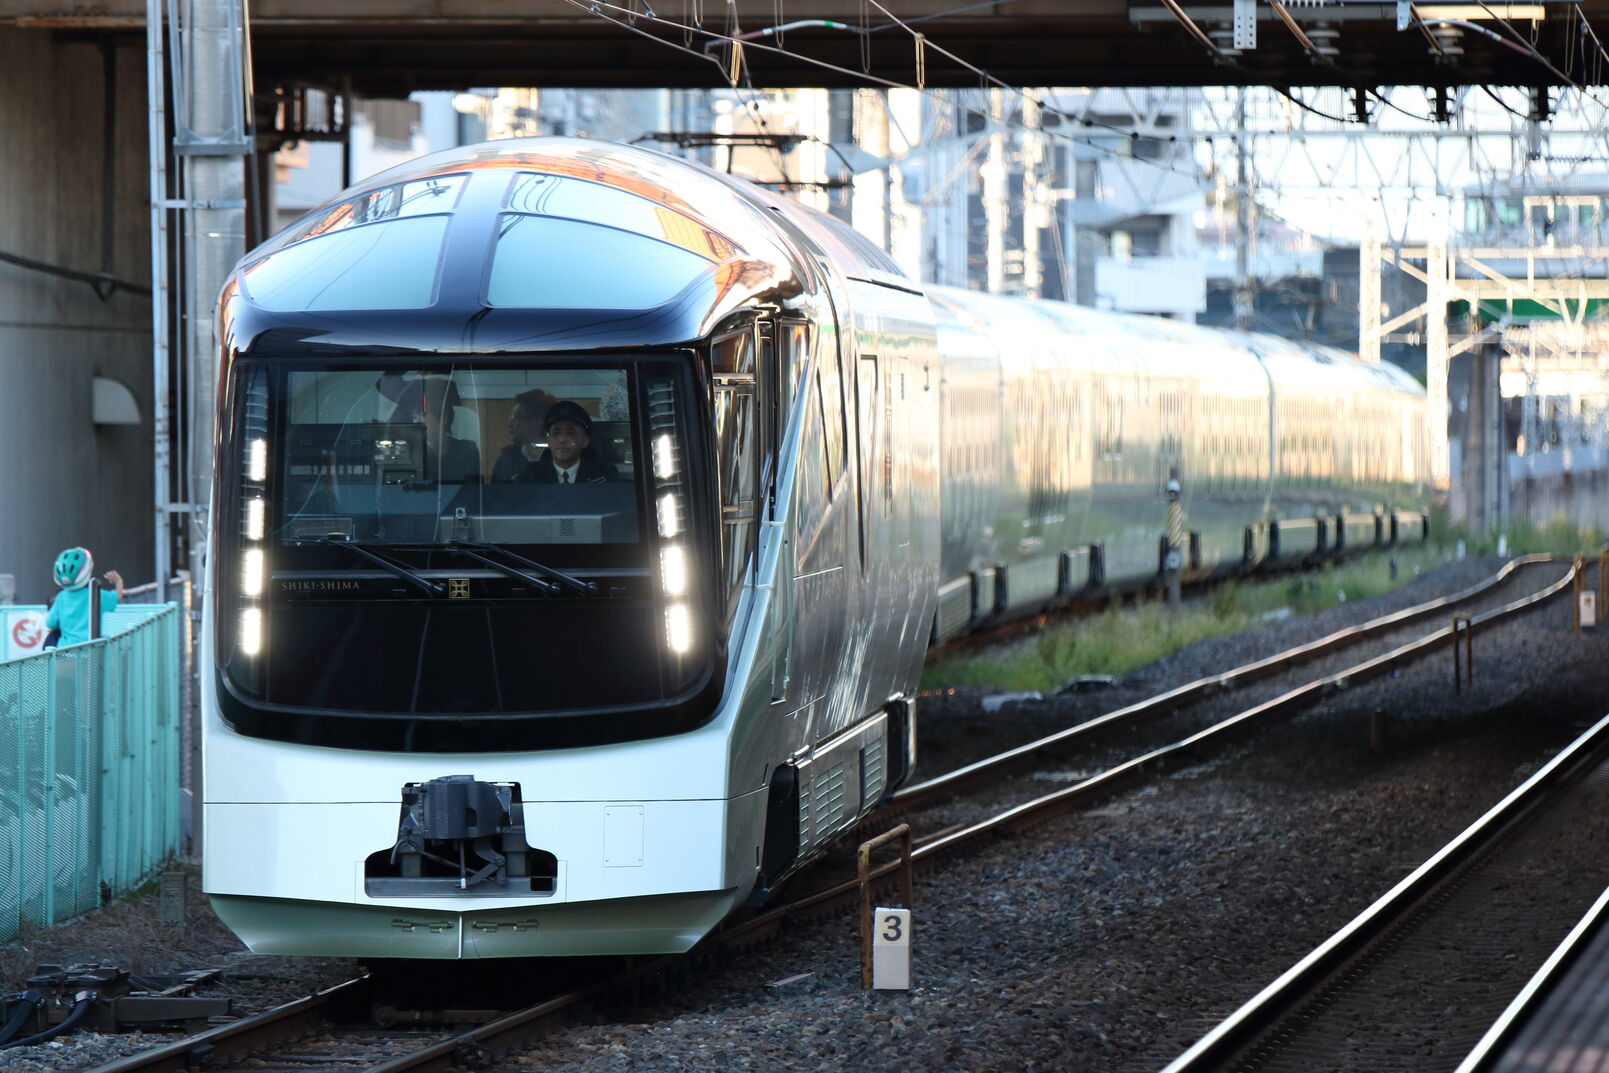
[
  {"left": 222, "top": 138, "right": 827, "bottom": 357},
  {"left": 926, "top": 285, "right": 1424, "bottom": 400}
]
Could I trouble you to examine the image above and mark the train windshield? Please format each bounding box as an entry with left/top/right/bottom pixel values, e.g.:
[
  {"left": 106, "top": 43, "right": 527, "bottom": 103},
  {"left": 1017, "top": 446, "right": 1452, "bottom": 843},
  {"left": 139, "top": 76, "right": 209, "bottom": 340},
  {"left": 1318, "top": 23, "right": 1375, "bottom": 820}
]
[
  {"left": 266, "top": 366, "right": 643, "bottom": 547},
  {"left": 216, "top": 357, "right": 718, "bottom": 751}
]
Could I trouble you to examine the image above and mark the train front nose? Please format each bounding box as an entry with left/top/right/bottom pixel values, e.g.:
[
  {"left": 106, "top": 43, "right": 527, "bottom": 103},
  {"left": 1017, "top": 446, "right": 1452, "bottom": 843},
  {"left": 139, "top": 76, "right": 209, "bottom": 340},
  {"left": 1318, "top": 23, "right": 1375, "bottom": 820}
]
[{"left": 203, "top": 762, "right": 768, "bottom": 958}]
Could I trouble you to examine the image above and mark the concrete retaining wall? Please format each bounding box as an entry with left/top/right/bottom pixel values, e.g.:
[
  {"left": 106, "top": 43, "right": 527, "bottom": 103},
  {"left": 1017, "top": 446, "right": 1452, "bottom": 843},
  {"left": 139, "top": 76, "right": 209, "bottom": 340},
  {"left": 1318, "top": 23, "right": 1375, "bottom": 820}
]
[{"left": 0, "top": 27, "right": 154, "bottom": 603}]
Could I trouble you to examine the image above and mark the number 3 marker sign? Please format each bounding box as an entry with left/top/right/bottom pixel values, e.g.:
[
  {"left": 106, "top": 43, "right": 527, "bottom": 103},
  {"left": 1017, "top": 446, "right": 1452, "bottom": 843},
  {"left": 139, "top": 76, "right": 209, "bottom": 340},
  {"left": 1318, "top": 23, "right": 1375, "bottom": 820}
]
[{"left": 872, "top": 907, "right": 911, "bottom": 990}]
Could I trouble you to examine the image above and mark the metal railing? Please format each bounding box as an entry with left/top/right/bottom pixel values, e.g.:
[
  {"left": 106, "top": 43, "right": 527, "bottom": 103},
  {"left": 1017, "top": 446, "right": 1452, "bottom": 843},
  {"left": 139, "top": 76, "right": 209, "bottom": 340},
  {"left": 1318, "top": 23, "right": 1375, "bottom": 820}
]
[{"left": 0, "top": 603, "right": 182, "bottom": 942}]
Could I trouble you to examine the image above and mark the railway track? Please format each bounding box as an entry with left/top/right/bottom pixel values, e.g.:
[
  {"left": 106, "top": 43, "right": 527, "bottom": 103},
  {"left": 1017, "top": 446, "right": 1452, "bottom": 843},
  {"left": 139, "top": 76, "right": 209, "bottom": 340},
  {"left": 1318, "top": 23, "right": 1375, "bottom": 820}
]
[
  {"left": 1160, "top": 708, "right": 1609, "bottom": 1073},
  {"left": 77, "top": 554, "right": 1581, "bottom": 1073},
  {"left": 891, "top": 554, "right": 1571, "bottom": 816}
]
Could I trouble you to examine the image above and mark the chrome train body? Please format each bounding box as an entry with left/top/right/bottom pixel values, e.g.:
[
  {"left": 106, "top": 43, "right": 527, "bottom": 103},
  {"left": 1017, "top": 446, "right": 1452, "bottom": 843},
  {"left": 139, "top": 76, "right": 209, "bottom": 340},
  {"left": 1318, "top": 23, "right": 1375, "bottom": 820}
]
[{"left": 200, "top": 138, "right": 1428, "bottom": 959}]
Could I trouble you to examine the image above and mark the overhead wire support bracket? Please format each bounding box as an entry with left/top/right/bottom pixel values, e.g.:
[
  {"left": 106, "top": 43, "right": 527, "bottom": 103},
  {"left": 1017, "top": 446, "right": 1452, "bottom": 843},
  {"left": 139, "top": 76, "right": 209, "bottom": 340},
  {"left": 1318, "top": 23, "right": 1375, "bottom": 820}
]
[
  {"left": 1156, "top": 0, "right": 1234, "bottom": 60},
  {"left": 1234, "top": 0, "right": 1257, "bottom": 49},
  {"left": 1266, "top": 0, "right": 1335, "bottom": 62},
  {"left": 157, "top": 198, "right": 248, "bottom": 210},
  {"left": 173, "top": 140, "right": 252, "bottom": 157}
]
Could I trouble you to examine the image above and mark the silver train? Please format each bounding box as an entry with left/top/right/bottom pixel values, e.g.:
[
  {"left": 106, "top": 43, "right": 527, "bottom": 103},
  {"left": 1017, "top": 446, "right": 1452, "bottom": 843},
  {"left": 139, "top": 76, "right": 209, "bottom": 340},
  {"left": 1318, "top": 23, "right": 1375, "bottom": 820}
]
[{"left": 200, "top": 138, "right": 1429, "bottom": 959}]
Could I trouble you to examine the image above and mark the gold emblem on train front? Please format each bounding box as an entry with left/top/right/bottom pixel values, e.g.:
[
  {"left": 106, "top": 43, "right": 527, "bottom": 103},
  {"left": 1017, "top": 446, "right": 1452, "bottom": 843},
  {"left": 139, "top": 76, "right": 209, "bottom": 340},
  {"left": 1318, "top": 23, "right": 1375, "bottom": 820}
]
[{"left": 448, "top": 578, "right": 471, "bottom": 600}]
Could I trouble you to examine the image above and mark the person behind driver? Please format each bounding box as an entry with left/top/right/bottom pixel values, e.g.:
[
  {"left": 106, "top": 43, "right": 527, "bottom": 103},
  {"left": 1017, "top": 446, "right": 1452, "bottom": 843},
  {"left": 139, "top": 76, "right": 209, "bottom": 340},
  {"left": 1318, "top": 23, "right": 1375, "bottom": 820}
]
[
  {"left": 524, "top": 401, "right": 619, "bottom": 484},
  {"left": 491, "top": 388, "right": 554, "bottom": 483},
  {"left": 395, "top": 376, "right": 480, "bottom": 483}
]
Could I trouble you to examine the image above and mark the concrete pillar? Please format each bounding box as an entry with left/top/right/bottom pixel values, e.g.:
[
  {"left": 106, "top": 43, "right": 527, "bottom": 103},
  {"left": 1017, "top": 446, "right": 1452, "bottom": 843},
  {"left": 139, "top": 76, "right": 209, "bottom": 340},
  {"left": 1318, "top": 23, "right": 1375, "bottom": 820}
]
[
  {"left": 175, "top": 0, "right": 249, "bottom": 578},
  {"left": 1073, "top": 154, "right": 1098, "bottom": 307},
  {"left": 828, "top": 89, "right": 854, "bottom": 225},
  {"left": 1426, "top": 241, "right": 1451, "bottom": 495},
  {"left": 1359, "top": 231, "right": 1381, "bottom": 364}
]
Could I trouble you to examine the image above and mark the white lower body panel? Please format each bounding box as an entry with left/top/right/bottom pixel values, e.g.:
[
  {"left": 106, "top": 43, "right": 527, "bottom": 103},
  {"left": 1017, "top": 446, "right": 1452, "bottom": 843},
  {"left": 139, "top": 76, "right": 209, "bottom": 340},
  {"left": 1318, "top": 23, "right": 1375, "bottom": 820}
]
[{"left": 203, "top": 790, "right": 765, "bottom": 958}]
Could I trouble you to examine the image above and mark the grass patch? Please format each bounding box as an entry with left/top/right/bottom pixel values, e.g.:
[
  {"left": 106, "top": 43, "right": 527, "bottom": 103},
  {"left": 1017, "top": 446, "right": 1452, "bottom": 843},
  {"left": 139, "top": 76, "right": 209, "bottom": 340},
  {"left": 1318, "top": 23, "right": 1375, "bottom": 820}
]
[
  {"left": 920, "top": 544, "right": 1446, "bottom": 693},
  {"left": 1438, "top": 511, "right": 1605, "bottom": 559},
  {"left": 920, "top": 513, "right": 1600, "bottom": 694}
]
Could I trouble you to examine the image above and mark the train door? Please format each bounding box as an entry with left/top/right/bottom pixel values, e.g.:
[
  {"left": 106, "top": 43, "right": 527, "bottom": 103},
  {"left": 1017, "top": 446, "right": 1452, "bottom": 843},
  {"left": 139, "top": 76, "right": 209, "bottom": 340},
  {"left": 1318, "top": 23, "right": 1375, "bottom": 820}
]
[{"left": 790, "top": 270, "right": 854, "bottom": 747}]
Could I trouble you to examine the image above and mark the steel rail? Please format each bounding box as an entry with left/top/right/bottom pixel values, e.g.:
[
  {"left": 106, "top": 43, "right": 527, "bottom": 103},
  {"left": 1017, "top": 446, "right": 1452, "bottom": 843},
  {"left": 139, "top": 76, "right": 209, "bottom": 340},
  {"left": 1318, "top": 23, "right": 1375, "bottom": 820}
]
[
  {"left": 86, "top": 975, "right": 373, "bottom": 1073},
  {"left": 350, "top": 562, "right": 1578, "bottom": 1073},
  {"left": 1454, "top": 883, "right": 1609, "bottom": 1072},
  {"left": 82, "top": 557, "right": 1576, "bottom": 1073},
  {"left": 894, "top": 554, "right": 1561, "bottom": 811},
  {"left": 910, "top": 553, "right": 1574, "bottom": 862},
  {"left": 1159, "top": 706, "right": 1609, "bottom": 1073},
  {"left": 362, "top": 956, "right": 684, "bottom": 1073},
  {"left": 725, "top": 557, "right": 1579, "bottom": 952}
]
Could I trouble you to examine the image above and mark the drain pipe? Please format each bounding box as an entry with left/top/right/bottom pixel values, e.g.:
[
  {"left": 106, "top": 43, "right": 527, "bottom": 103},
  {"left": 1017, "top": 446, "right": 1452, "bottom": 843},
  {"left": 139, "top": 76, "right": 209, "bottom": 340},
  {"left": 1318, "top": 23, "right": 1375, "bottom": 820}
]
[{"left": 146, "top": 0, "right": 172, "bottom": 603}]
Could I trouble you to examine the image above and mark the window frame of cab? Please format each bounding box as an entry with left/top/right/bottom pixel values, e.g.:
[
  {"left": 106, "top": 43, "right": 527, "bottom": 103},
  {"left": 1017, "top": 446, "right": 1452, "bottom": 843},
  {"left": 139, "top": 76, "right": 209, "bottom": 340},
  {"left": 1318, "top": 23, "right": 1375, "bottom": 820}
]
[
  {"left": 708, "top": 319, "right": 775, "bottom": 622},
  {"left": 212, "top": 349, "right": 727, "bottom": 753}
]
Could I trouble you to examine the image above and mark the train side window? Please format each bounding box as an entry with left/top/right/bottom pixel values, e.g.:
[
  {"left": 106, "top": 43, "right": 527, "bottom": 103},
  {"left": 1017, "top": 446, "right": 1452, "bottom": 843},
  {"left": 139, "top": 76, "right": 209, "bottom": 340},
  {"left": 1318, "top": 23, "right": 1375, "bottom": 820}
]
[
  {"left": 855, "top": 356, "right": 879, "bottom": 564},
  {"left": 713, "top": 330, "right": 760, "bottom": 609},
  {"left": 784, "top": 322, "right": 810, "bottom": 404},
  {"left": 795, "top": 374, "right": 830, "bottom": 549},
  {"left": 713, "top": 329, "right": 756, "bottom": 375},
  {"left": 1097, "top": 386, "right": 1123, "bottom": 461},
  {"left": 818, "top": 331, "right": 847, "bottom": 487}
]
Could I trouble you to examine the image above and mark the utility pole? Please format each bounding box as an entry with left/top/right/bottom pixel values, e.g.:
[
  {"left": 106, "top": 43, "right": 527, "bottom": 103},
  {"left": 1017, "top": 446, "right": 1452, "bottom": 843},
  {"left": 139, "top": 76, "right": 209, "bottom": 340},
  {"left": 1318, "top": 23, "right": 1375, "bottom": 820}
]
[
  {"left": 1021, "top": 91, "right": 1044, "bottom": 300},
  {"left": 984, "top": 88, "right": 1008, "bottom": 294},
  {"left": 149, "top": 0, "right": 250, "bottom": 854},
  {"left": 1233, "top": 87, "right": 1254, "bottom": 330}
]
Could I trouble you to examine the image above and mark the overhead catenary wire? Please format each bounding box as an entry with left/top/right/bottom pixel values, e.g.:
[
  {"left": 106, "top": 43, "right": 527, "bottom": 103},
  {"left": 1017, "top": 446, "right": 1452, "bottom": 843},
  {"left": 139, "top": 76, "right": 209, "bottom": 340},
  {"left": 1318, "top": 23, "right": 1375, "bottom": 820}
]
[
  {"left": 1474, "top": 0, "right": 1609, "bottom": 103},
  {"left": 1266, "top": 0, "right": 1334, "bottom": 64},
  {"left": 1478, "top": 83, "right": 1532, "bottom": 119},
  {"left": 560, "top": 0, "right": 1212, "bottom": 184},
  {"left": 668, "top": 0, "right": 1196, "bottom": 145},
  {"left": 1368, "top": 86, "right": 1441, "bottom": 122},
  {"left": 855, "top": 0, "right": 1219, "bottom": 135},
  {"left": 1572, "top": 3, "right": 1609, "bottom": 84},
  {"left": 1270, "top": 85, "right": 1356, "bottom": 124}
]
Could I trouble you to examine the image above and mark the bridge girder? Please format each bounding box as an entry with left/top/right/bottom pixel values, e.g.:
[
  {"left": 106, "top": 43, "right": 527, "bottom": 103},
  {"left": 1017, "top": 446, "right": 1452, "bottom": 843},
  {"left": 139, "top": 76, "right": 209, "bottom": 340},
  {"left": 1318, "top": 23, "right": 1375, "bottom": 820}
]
[{"left": 6, "top": 0, "right": 1608, "bottom": 92}]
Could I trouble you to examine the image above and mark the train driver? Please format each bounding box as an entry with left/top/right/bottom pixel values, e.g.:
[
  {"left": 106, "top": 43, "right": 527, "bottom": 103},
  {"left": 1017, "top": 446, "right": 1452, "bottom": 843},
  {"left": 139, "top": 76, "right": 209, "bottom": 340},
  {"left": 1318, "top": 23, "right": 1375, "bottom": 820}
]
[{"left": 524, "top": 400, "right": 620, "bottom": 484}]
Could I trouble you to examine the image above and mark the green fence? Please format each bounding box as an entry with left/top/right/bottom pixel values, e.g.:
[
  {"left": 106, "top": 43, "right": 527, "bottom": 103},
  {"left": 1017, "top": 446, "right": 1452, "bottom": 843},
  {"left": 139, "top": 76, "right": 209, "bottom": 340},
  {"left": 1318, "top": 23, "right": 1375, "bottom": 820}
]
[{"left": 0, "top": 604, "right": 182, "bottom": 943}]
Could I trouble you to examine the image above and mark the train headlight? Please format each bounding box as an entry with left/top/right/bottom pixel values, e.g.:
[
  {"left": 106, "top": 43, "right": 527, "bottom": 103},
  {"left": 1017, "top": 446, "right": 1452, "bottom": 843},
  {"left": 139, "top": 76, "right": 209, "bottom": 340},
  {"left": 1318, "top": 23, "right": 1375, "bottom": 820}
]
[
  {"left": 239, "top": 608, "right": 263, "bottom": 656},
  {"left": 648, "top": 375, "right": 694, "bottom": 657},
  {"left": 653, "top": 433, "right": 677, "bottom": 480},
  {"left": 241, "top": 548, "right": 264, "bottom": 597},
  {"left": 665, "top": 603, "right": 691, "bottom": 654},
  {"left": 244, "top": 498, "right": 265, "bottom": 541},
  {"left": 661, "top": 545, "right": 688, "bottom": 596},
  {"left": 657, "top": 493, "right": 681, "bottom": 538},
  {"left": 247, "top": 438, "right": 267, "bottom": 483}
]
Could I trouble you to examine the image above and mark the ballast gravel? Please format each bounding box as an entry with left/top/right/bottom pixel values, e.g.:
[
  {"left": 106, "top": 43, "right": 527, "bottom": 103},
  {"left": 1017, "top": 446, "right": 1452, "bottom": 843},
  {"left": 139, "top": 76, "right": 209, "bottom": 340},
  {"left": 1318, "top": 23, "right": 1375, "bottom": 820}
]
[{"left": 4, "top": 553, "right": 1605, "bottom": 1073}]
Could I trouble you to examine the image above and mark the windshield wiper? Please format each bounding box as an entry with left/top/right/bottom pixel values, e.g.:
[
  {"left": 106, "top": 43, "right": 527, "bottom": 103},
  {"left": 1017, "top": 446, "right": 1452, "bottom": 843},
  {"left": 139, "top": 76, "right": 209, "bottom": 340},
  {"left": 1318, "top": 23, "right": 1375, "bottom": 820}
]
[
  {"left": 314, "top": 536, "right": 445, "bottom": 598},
  {"left": 446, "top": 541, "right": 599, "bottom": 596},
  {"left": 425, "top": 543, "right": 562, "bottom": 595}
]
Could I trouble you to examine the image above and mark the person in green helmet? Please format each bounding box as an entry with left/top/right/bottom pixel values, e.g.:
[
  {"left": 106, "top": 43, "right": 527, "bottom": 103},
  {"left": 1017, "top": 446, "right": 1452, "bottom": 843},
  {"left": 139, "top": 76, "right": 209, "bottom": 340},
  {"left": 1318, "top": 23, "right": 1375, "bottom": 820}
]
[{"left": 43, "top": 547, "right": 124, "bottom": 649}]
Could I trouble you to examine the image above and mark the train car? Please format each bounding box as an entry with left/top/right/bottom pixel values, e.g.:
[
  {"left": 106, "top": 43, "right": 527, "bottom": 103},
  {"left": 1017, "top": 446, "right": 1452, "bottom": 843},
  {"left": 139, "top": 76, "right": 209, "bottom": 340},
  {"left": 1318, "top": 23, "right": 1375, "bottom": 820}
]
[
  {"left": 200, "top": 137, "right": 1427, "bottom": 959},
  {"left": 924, "top": 294, "right": 1429, "bottom": 640}
]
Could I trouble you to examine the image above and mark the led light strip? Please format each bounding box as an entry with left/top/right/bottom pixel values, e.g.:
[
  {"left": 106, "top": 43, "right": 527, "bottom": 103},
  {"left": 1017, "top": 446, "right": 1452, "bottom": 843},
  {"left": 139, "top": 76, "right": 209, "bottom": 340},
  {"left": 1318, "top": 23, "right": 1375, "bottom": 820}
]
[
  {"left": 239, "top": 372, "right": 269, "bottom": 658},
  {"left": 649, "top": 378, "right": 692, "bottom": 656}
]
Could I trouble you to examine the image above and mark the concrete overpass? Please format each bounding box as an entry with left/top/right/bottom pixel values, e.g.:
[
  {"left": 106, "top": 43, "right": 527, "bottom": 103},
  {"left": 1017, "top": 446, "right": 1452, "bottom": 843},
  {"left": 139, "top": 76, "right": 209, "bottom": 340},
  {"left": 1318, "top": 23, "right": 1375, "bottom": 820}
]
[{"left": 4, "top": 0, "right": 1608, "bottom": 92}]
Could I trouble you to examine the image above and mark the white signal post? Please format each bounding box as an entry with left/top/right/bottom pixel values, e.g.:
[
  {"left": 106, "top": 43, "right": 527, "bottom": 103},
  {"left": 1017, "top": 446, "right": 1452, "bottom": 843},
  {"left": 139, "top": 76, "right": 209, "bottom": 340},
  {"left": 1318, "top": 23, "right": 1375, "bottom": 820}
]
[{"left": 872, "top": 908, "right": 912, "bottom": 990}]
